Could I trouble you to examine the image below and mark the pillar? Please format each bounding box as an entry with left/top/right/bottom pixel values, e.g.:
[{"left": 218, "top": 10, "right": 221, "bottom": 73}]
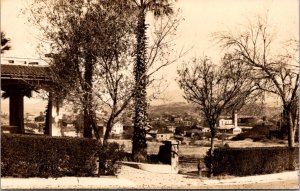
[
  {"left": 170, "top": 140, "right": 179, "bottom": 173},
  {"left": 44, "top": 92, "right": 53, "bottom": 135},
  {"left": 158, "top": 140, "right": 180, "bottom": 174},
  {"left": 9, "top": 90, "right": 24, "bottom": 133}
]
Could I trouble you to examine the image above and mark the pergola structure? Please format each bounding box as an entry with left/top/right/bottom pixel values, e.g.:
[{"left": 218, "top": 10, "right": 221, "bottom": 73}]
[{"left": 1, "top": 64, "right": 54, "bottom": 135}]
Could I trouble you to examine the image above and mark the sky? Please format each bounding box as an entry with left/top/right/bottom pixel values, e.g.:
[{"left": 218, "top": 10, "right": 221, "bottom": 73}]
[{"left": 1, "top": 0, "right": 299, "bottom": 115}]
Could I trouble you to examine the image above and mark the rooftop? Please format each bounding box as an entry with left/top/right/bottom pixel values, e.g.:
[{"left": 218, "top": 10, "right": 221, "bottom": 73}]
[{"left": 1, "top": 64, "right": 51, "bottom": 80}]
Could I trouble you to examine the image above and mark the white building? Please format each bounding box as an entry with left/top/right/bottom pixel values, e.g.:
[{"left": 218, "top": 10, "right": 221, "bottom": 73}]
[
  {"left": 232, "top": 127, "right": 242, "bottom": 134},
  {"left": 218, "top": 118, "right": 234, "bottom": 129},
  {"left": 202, "top": 127, "right": 211, "bottom": 132},
  {"left": 111, "top": 121, "right": 123, "bottom": 135}
]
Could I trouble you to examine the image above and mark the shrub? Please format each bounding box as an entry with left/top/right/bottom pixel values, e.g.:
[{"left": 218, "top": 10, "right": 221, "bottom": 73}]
[
  {"left": 98, "top": 142, "right": 126, "bottom": 175},
  {"left": 207, "top": 147, "right": 299, "bottom": 176},
  {"left": 204, "top": 148, "right": 213, "bottom": 173},
  {"left": 1, "top": 134, "right": 100, "bottom": 178},
  {"left": 231, "top": 124, "right": 273, "bottom": 141}
]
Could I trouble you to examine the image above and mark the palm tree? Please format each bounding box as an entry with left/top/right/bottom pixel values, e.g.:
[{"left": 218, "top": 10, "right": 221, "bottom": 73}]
[
  {"left": 1, "top": 32, "right": 11, "bottom": 53},
  {"left": 131, "top": 0, "right": 174, "bottom": 162}
]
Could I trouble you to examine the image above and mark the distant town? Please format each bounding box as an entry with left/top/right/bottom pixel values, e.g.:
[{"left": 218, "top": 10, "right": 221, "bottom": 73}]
[{"left": 1, "top": 101, "right": 283, "bottom": 143}]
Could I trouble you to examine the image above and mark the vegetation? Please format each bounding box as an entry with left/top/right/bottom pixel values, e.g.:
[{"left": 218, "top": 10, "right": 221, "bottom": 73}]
[
  {"left": 98, "top": 142, "right": 126, "bottom": 175},
  {"left": 1, "top": 134, "right": 100, "bottom": 177},
  {"left": 26, "top": 0, "right": 137, "bottom": 139},
  {"left": 178, "top": 56, "right": 257, "bottom": 176},
  {"left": 206, "top": 146, "right": 299, "bottom": 176},
  {"left": 26, "top": 0, "right": 182, "bottom": 145},
  {"left": 214, "top": 16, "right": 299, "bottom": 147},
  {"left": 130, "top": 0, "right": 176, "bottom": 162},
  {"left": 1, "top": 31, "right": 11, "bottom": 53}
]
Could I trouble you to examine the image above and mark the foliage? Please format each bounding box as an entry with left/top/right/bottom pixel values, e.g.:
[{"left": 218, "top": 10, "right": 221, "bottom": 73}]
[
  {"left": 1, "top": 134, "right": 100, "bottom": 178},
  {"left": 1, "top": 31, "right": 11, "bottom": 53},
  {"left": 231, "top": 124, "right": 273, "bottom": 141},
  {"left": 26, "top": 0, "right": 137, "bottom": 139},
  {"left": 98, "top": 142, "right": 126, "bottom": 175},
  {"left": 204, "top": 148, "right": 213, "bottom": 174},
  {"left": 207, "top": 147, "right": 299, "bottom": 176}
]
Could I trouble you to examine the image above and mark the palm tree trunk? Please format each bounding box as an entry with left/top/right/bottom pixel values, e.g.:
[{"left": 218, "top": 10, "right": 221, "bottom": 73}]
[
  {"left": 132, "top": 9, "right": 148, "bottom": 162},
  {"left": 83, "top": 52, "right": 94, "bottom": 138}
]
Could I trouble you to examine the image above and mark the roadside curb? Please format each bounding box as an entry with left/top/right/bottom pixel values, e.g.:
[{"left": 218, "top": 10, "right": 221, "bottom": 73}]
[{"left": 1, "top": 177, "right": 137, "bottom": 189}]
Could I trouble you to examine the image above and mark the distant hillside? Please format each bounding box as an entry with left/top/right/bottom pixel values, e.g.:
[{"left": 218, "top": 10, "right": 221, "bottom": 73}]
[
  {"left": 148, "top": 102, "right": 198, "bottom": 117},
  {"left": 149, "top": 102, "right": 281, "bottom": 119}
]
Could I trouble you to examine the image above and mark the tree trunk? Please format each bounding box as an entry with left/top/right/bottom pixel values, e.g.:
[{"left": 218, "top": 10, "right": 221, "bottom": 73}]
[
  {"left": 83, "top": 52, "right": 94, "bottom": 138},
  {"left": 283, "top": 105, "right": 295, "bottom": 148},
  {"left": 103, "top": 114, "right": 114, "bottom": 143},
  {"left": 288, "top": 110, "right": 295, "bottom": 148},
  {"left": 132, "top": 9, "right": 148, "bottom": 162},
  {"left": 209, "top": 127, "right": 216, "bottom": 177}
]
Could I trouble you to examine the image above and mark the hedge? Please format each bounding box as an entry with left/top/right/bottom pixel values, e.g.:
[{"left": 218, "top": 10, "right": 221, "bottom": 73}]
[
  {"left": 1, "top": 134, "right": 100, "bottom": 178},
  {"left": 207, "top": 147, "right": 299, "bottom": 176}
]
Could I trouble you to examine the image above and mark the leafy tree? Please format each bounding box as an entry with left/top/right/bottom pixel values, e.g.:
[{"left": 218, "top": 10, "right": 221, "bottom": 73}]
[
  {"left": 214, "top": 16, "right": 299, "bottom": 147},
  {"left": 1, "top": 32, "right": 11, "bottom": 53},
  {"left": 178, "top": 56, "right": 257, "bottom": 176},
  {"left": 26, "top": 0, "right": 135, "bottom": 139}
]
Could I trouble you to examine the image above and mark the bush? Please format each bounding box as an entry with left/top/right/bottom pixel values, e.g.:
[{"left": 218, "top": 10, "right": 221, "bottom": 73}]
[
  {"left": 98, "top": 142, "right": 126, "bottom": 176},
  {"left": 207, "top": 147, "right": 299, "bottom": 176},
  {"left": 1, "top": 134, "right": 100, "bottom": 178}
]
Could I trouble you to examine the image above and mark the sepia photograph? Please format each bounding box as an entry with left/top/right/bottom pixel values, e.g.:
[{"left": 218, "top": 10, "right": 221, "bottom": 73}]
[{"left": 1, "top": 0, "right": 299, "bottom": 189}]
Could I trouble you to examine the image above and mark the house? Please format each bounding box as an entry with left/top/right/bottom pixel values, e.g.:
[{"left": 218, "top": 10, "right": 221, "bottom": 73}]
[
  {"left": 167, "top": 125, "right": 176, "bottom": 133},
  {"left": 202, "top": 127, "right": 210, "bottom": 132},
  {"left": 156, "top": 128, "right": 173, "bottom": 141},
  {"left": 218, "top": 118, "right": 234, "bottom": 129},
  {"left": 182, "top": 120, "right": 193, "bottom": 127},
  {"left": 148, "top": 129, "right": 158, "bottom": 139},
  {"left": 34, "top": 112, "right": 45, "bottom": 123},
  {"left": 232, "top": 127, "right": 242, "bottom": 134},
  {"left": 174, "top": 117, "right": 183, "bottom": 124},
  {"left": 111, "top": 121, "right": 123, "bottom": 135}
]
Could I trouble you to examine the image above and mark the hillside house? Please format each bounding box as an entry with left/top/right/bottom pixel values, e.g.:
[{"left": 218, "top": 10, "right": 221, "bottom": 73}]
[
  {"left": 156, "top": 129, "right": 173, "bottom": 141},
  {"left": 167, "top": 125, "right": 176, "bottom": 133},
  {"left": 174, "top": 117, "right": 183, "bottom": 124},
  {"left": 182, "top": 120, "right": 193, "bottom": 127}
]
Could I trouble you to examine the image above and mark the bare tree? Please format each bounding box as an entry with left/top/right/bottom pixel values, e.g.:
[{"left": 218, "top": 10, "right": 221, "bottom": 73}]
[
  {"left": 214, "top": 16, "right": 299, "bottom": 147},
  {"left": 178, "top": 55, "right": 257, "bottom": 176}
]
